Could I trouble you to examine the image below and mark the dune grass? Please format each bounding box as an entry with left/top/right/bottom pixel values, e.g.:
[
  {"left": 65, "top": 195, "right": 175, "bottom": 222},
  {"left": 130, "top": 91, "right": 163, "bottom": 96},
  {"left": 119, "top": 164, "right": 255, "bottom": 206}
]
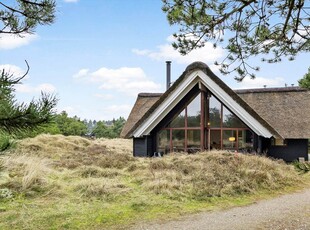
[{"left": 0, "top": 134, "right": 309, "bottom": 229}]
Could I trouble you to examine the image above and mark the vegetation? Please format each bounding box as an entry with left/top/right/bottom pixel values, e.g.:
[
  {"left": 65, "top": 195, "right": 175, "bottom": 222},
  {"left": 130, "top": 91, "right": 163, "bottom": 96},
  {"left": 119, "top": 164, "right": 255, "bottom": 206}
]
[
  {"left": 0, "top": 0, "right": 57, "bottom": 149},
  {"left": 91, "top": 117, "right": 126, "bottom": 138},
  {"left": 0, "top": 69, "right": 57, "bottom": 150},
  {"left": 0, "top": 0, "right": 56, "bottom": 35},
  {"left": 293, "top": 161, "right": 310, "bottom": 173},
  {"left": 0, "top": 134, "right": 308, "bottom": 229},
  {"left": 299, "top": 67, "right": 310, "bottom": 89},
  {"left": 162, "top": 0, "right": 310, "bottom": 80}
]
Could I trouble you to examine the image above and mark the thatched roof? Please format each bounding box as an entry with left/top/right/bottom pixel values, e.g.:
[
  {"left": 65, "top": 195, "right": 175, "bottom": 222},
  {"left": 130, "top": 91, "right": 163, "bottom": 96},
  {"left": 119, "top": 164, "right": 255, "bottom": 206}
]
[
  {"left": 236, "top": 87, "right": 310, "bottom": 139},
  {"left": 120, "top": 93, "right": 161, "bottom": 138},
  {"left": 121, "top": 62, "right": 310, "bottom": 139}
]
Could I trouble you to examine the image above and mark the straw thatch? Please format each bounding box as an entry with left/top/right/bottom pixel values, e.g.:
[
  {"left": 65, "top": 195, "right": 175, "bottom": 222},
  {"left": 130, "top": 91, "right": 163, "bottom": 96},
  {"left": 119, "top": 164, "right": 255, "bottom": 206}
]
[
  {"left": 236, "top": 87, "right": 310, "bottom": 139},
  {"left": 121, "top": 62, "right": 310, "bottom": 140},
  {"left": 120, "top": 93, "right": 161, "bottom": 138}
]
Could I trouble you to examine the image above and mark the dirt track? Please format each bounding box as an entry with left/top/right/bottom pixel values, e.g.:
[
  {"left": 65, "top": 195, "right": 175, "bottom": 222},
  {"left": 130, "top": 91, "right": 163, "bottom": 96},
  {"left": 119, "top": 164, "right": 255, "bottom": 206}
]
[{"left": 132, "top": 188, "right": 310, "bottom": 230}]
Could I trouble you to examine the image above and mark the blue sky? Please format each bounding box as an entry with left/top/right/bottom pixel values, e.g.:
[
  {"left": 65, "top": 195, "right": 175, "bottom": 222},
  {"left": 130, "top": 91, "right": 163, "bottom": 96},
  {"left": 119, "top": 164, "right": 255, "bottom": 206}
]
[{"left": 1, "top": 0, "right": 309, "bottom": 121}]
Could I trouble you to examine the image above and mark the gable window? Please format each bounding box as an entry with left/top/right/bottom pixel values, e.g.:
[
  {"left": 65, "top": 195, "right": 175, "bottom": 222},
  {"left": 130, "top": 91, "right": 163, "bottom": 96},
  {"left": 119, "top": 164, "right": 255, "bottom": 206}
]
[{"left": 156, "top": 89, "right": 254, "bottom": 154}]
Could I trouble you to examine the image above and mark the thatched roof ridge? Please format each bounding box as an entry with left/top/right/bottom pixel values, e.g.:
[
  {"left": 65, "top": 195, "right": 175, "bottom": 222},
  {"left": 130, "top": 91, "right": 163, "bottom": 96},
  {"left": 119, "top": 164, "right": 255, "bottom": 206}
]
[{"left": 235, "top": 86, "right": 306, "bottom": 94}]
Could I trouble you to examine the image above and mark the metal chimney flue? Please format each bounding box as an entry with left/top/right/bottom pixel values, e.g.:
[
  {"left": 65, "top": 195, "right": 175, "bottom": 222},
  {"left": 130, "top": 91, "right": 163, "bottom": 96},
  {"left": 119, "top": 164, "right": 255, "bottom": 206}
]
[{"left": 166, "top": 61, "right": 171, "bottom": 90}]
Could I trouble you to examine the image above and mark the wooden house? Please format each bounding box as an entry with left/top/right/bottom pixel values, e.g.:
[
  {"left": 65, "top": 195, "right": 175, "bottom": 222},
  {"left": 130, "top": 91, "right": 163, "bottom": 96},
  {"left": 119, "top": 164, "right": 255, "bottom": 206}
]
[{"left": 121, "top": 62, "right": 310, "bottom": 162}]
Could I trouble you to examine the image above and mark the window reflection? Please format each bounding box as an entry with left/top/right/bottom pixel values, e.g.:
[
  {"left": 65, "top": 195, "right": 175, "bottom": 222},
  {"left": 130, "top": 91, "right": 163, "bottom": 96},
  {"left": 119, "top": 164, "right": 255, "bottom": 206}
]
[
  {"left": 172, "top": 130, "right": 185, "bottom": 152},
  {"left": 187, "top": 130, "right": 200, "bottom": 153},
  {"left": 238, "top": 130, "right": 254, "bottom": 152},
  {"left": 187, "top": 94, "right": 201, "bottom": 127},
  {"left": 223, "top": 106, "right": 247, "bottom": 128},
  {"left": 169, "top": 109, "right": 185, "bottom": 128},
  {"left": 209, "top": 96, "right": 221, "bottom": 128},
  {"left": 157, "top": 129, "right": 170, "bottom": 154}
]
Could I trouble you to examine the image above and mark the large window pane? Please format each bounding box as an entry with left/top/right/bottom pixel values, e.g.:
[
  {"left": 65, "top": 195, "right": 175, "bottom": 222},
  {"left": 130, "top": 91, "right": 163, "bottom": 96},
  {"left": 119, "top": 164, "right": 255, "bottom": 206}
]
[
  {"left": 169, "top": 109, "right": 185, "bottom": 128},
  {"left": 187, "top": 94, "right": 201, "bottom": 127},
  {"left": 209, "top": 96, "right": 221, "bottom": 128},
  {"left": 238, "top": 130, "right": 254, "bottom": 152},
  {"left": 210, "top": 130, "right": 221, "bottom": 150},
  {"left": 157, "top": 130, "right": 170, "bottom": 154},
  {"left": 172, "top": 130, "right": 185, "bottom": 152},
  {"left": 223, "top": 130, "right": 237, "bottom": 150},
  {"left": 223, "top": 106, "right": 247, "bottom": 128},
  {"left": 187, "top": 130, "right": 200, "bottom": 153}
]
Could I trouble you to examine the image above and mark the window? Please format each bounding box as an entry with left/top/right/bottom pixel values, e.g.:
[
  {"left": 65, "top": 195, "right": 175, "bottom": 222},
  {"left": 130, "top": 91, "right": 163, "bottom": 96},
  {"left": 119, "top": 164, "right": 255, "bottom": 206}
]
[
  {"left": 156, "top": 89, "right": 254, "bottom": 154},
  {"left": 169, "top": 109, "right": 185, "bottom": 128},
  {"left": 187, "top": 130, "right": 200, "bottom": 153},
  {"left": 172, "top": 130, "right": 185, "bottom": 152},
  {"left": 223, "top": 130, "right": 237, "bottom": 150},
  {"left": 209, "top": 96, "right": 221, "bottom": 128},
  {"left": 223, "top": 107, "right": 247, "bottom": 128},
  {"left": 157, "top": 130, "right": 170, "bottom": 154},
  {"left": 187, "top": 95, "right": 201, "bottom": 127},
  {"left": 157, "top": 93, "right": 201, "bottom": 153}
]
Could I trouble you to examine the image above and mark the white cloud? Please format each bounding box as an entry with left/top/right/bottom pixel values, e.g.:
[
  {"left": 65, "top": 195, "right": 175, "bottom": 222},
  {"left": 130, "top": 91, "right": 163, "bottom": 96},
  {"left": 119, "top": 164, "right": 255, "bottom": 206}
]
[
  {"left": 0, "top": 64, "right": 27, "bottom": 78},
  {"left": 15, "top": 83, "right": 56, "bottom": 93},
  {"left": 234, "top": 76, "right": 285, "bottom": 89},
  {"left": 0, "top": 33, "right": 38, "bottom": 50},
  {"left": 132, "top": 35, "right": 225, "bottom": 65},
  {"left": 73, "top": 66, "right": 162, "bottom": 96},
  {"left": 73, "top": 68, "right": 89, "bottom": 78}
]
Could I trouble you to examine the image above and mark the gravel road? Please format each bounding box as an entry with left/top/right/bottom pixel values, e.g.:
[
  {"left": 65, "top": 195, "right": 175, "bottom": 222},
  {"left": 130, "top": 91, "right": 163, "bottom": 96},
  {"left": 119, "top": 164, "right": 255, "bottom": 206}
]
[{"left": 132, "top": 189, "right": 310, "bottom": 230}]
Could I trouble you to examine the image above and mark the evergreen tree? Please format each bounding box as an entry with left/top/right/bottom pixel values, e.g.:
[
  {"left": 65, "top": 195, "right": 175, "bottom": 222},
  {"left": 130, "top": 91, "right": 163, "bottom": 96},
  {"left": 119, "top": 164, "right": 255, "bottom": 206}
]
[
  {"left": 0, "top": 0, "right": 56, "bottom": 34},
  {"left": 0, "top": 68, "right": 57, "bottom": 134},
  {"left": 0, "top": 0, "right": 57, "bottom": 141},
  {"left": 162, "top": 0, "right": 310, "bottom": 80},
  {"left": 54, "top": 111, "right": 87, "bottom": 136},
  {"left": 299, "top": 67, "right": 310, "bottom": 89}
]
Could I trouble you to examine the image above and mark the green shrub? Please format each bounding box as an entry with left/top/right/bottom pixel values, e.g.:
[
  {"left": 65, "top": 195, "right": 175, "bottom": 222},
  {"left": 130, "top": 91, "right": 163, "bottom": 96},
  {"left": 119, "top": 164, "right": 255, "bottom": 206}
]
[
  {"left": 0, "top": 132, "right": 14, "bottom": 152},
  {"left": 293, "top": 161, "right": 310, "bottom": 173}
]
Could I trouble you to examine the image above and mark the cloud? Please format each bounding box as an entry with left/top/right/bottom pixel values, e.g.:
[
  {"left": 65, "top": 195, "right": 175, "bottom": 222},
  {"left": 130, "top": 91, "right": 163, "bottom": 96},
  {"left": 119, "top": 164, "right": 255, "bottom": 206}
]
[
  {"left": 15, "top": 83, "right": 56, "bottom": 93},
  {"left": 73, "top": 68, "right": 89, "bottom": 78},
  {"left": 0, "top": 64, "right": 27, "bottom": 78},
  {"left": 0, "top": 33, "right": 38, "bottom": 50},
  {"left": 234, "top": 76, "right": 285, "bottom": 89},
  {"left": 132, "top": 35, "right": 225, "bottom": 65},
  {"left": 73, "top": 66, "right": 162, "bottom": 96}
]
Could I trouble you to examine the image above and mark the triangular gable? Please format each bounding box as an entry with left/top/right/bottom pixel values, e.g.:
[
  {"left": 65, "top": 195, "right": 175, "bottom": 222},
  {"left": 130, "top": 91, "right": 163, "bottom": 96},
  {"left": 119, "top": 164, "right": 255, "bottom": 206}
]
[{"left": 131, "top": 62, "right": 280, "bottom": 139}]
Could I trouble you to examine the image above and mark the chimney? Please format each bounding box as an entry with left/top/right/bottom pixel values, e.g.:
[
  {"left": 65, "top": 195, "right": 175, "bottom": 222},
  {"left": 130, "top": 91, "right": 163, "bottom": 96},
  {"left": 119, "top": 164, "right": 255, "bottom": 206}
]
[{"left": 166, "top": 61, "right": 171, "bottom": 90}]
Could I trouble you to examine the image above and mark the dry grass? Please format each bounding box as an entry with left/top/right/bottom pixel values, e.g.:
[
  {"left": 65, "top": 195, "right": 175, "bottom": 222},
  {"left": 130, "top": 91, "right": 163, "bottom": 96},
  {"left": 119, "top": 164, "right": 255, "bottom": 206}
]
[
  {"left": 130, "top": 151, "right": 302, "bottom": 200},
  {"left": 0, "top": 134, "right": 308, "bottom": 229},
  {"left": 0, "top": 154, "right": 53, "bottom": 195},
  {"left": 73, "top": 177, "right": 129, "bottom": 199}
]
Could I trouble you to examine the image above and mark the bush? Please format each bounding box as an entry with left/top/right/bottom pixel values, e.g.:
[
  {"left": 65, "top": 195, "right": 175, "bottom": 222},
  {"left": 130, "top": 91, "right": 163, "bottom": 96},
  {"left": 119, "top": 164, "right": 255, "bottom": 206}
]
[
  {"left": 293, "top": 161, "right": 310, "bottom": 173},
  {"left": 0, "top": 132, "right": 14, "bottom": 152}
]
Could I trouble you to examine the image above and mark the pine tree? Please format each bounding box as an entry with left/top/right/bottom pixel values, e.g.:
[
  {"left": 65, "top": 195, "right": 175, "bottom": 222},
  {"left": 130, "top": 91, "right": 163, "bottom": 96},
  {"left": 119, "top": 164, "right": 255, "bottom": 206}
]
[
  {"left": 0, "top": 68, "right": 57, "bottom": 134},
  {"left": 299, "top": 67, "right": 310, "bottom": 89},
  {"left": 0, "top": 0, "right": 57, "bottom": 142},
  {"left": 162, "top": 0, "right": 310, "bottom": 80}
]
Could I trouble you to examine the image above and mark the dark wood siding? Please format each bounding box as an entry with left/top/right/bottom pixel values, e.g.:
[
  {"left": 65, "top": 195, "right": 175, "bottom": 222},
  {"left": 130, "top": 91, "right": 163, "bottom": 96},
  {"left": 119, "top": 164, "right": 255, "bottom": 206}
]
[
  {"left": 133, "top": 136, "right": 154, "bottom": 157},
  {"left": 267, "top": 139, "right": 308, "bottom": 162},
  {"left": 133, "top": 138, "right": 147, "bottom": 157}
]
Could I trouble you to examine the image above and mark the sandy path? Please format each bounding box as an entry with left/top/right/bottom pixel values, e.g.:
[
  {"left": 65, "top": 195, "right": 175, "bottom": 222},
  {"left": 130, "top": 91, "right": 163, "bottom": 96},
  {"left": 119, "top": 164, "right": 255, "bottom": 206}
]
[{"left": 132, "top": 189, "right": 310, "bottom": 230}]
